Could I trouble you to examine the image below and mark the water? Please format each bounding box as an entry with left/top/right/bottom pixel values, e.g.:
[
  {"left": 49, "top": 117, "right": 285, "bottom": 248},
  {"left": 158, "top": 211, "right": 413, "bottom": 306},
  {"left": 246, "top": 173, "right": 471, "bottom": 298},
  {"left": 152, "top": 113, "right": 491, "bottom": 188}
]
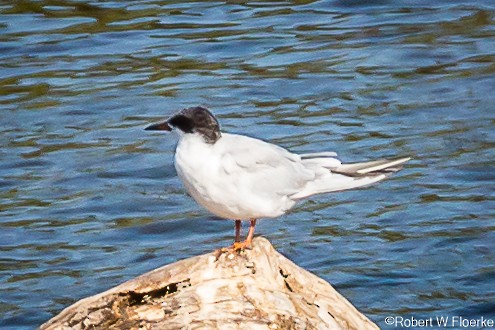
[{"left": 1, "top": 1, "right": 494, "bottom": 328}]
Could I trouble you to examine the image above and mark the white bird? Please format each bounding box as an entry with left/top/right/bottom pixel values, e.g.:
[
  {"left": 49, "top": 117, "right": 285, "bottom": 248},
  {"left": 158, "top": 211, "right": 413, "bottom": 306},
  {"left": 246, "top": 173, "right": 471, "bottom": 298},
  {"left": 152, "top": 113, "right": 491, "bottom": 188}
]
[{"left": 146, "top": 106, "right": 410, "bottom": 250}]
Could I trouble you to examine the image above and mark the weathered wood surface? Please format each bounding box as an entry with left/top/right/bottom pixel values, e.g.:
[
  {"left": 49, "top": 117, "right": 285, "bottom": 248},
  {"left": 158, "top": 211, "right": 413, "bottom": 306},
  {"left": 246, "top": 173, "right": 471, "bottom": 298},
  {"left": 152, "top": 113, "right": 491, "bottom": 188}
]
[{"left": 40, "top": 237, "right": 379, "bottom": 330}]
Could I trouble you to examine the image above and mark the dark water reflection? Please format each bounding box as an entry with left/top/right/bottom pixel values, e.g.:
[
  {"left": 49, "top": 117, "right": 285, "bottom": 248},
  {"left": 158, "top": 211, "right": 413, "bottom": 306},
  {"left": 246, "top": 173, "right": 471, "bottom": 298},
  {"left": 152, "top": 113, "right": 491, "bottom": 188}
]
[{"left": 1, "top": 0, "right": 494, "bottom": 328}]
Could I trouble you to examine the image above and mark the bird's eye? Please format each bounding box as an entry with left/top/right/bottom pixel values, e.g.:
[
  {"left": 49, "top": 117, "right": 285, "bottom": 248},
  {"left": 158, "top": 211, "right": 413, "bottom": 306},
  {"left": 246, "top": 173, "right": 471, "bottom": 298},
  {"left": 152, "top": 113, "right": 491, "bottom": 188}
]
[{"left": 169, "top": 115, "right": 194, "bottom": 133}]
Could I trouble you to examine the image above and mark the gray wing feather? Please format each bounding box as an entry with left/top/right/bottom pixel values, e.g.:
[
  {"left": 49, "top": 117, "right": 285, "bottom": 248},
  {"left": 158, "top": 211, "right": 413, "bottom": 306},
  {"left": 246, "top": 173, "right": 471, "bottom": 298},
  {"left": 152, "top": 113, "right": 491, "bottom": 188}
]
[{"left": 333, "top": 157, "right": 411, "bottom": 176}]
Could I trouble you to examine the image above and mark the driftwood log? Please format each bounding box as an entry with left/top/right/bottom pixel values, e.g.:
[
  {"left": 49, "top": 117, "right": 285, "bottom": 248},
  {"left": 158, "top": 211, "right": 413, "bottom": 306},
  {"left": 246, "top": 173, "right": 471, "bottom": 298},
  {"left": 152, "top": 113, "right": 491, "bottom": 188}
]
[{"left": 40, "top": 237, "right": 379, "bottom": 330}]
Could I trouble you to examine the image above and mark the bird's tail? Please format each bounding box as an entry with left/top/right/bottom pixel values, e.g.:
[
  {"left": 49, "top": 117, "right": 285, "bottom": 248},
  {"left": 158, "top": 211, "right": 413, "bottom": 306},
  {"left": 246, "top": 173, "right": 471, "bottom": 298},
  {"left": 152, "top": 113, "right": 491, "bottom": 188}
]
[{"left": 291, "top": 156, "right": 411, "bottom": 199}]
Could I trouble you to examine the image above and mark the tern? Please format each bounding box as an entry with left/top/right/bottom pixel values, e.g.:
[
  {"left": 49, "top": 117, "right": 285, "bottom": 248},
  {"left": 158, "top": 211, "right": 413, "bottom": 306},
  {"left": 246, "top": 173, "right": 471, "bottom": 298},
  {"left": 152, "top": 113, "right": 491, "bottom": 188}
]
[{"left": 146, "top": 106, "right": 410, "bottom": 250}]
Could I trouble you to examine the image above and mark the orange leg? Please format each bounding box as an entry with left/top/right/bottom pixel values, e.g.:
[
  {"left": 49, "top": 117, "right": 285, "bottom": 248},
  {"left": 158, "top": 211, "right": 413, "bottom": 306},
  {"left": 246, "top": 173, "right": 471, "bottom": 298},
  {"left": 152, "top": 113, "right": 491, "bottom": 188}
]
[
  {"left": 234, "top": 219, "right": 241, "bottom": 243},
  {"left": 232, "top": 219, "right": 257, "bottom": 251},
  {"left": 245, "top": 218, "right": 257, "bottom": 246}
]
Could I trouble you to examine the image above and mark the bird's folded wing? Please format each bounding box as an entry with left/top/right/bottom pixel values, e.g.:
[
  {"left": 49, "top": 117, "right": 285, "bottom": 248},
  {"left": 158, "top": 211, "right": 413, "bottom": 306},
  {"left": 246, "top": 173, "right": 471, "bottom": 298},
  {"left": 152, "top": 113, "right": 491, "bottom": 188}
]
[
  {"left": 218, "top": 134, "right": 314, "bottom": 194},
  {"left": 220, "top": 134, "right": 300, "bottom": 170}
]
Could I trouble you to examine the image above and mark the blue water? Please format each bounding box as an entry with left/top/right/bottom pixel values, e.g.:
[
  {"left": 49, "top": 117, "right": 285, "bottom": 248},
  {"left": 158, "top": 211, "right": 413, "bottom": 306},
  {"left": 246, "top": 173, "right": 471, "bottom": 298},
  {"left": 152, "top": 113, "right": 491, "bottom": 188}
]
[{"left": 1, "top": 1, "right": 494, "bottom": 329}]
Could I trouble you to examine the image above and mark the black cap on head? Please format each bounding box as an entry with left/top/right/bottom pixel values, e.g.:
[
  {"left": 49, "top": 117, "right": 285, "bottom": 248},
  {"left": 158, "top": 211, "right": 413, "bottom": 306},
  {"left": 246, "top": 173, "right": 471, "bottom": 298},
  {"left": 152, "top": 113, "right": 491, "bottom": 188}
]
[{"left": 145, "top": 106, "right": 221, "bottom": 144}]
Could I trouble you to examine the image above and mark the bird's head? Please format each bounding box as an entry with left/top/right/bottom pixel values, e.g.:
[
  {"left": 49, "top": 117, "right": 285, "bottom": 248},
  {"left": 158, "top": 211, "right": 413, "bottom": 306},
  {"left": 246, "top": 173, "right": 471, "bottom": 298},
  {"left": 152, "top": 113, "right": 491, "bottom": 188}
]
[{"left": 145, "top": 106, "right": 221, "bottom": 144}]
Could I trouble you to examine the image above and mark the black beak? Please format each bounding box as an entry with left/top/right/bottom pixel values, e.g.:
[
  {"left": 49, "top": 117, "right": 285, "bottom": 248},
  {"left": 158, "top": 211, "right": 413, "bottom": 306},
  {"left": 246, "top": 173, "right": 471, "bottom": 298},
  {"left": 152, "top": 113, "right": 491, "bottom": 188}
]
[{"left": 145, "top": 121, "right": 172, "bottom": 131}]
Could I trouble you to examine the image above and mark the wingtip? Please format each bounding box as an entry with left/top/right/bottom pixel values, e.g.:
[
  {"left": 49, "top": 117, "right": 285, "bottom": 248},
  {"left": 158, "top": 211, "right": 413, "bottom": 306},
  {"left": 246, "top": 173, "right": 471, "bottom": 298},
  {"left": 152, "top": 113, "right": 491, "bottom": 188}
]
[{"left": 355, "top": 157, "right": 412, "bottom": 175}]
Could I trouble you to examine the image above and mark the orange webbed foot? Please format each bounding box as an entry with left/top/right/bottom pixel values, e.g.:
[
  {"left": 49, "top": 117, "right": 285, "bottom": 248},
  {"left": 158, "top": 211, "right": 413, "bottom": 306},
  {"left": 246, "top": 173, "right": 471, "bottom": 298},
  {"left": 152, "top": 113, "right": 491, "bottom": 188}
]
[
  {"left": 215, "top": 219, "right": 257, "bottom": 258},
  {"left": 231, "top": 240, "right": 252, "bottom": 252}
]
